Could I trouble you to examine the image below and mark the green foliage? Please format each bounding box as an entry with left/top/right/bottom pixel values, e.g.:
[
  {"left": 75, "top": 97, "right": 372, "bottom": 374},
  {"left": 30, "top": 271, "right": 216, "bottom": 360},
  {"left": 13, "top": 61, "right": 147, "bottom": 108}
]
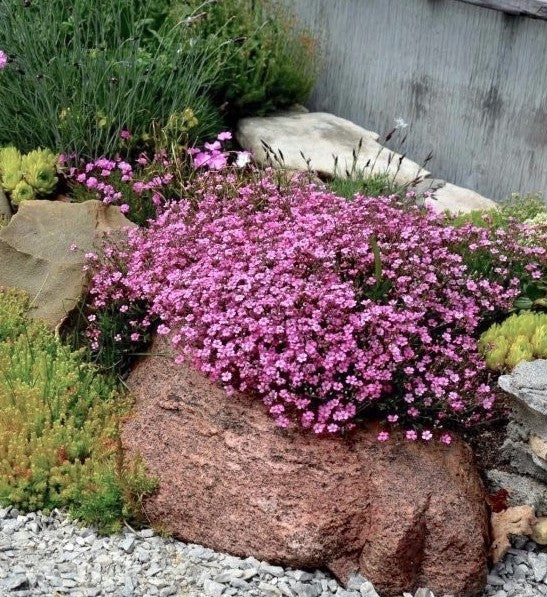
[
  {"left": 479, "top": 311, "right": 547, "bottom": 371},
  {"left": 449, "top": 193, "right": 546, "bottom": 312},
  {"left": 329, "top": 172, "right": 405, "bottom": 200},
  {"left": 172, "top": 0, "right": 318, "bottom": 117},
  {"left": 0, "top": 0, "right": 221, "bottom": 158},
  {"left": 0, "top": 287, "right": 156, "bottom": 532},
  {"left": 451, "top": 193, "right": 545, "bottom": 229},
  {"left": 0, "top": 146, "right": 59, "bottom": 204}
]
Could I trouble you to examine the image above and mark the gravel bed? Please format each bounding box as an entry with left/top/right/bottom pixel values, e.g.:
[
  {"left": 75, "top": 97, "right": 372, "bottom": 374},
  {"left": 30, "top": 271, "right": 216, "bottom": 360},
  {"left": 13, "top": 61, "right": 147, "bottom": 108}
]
[{"left": 0, "top": 506, "right": 545, "bottom": 597}]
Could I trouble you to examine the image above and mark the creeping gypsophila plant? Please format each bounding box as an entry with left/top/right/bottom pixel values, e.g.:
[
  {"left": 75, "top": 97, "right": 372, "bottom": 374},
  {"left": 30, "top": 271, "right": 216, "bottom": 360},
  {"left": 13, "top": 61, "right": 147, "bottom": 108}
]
[{"left": 85, "top": 172, "right": 546, "bottom": 442}]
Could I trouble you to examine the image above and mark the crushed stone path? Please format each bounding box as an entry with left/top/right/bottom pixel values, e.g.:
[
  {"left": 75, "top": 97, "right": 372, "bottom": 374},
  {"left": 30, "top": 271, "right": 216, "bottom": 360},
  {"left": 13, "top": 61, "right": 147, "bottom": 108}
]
[{"left": 0, "top": 506, "right": 544, "bottom": 597}]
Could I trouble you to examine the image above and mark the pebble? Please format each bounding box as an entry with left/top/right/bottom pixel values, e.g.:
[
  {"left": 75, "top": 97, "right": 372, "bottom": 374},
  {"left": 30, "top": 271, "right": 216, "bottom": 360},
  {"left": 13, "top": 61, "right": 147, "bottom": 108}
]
[{"left": 0, "top": 506, "right": 545, "bottom": 596}]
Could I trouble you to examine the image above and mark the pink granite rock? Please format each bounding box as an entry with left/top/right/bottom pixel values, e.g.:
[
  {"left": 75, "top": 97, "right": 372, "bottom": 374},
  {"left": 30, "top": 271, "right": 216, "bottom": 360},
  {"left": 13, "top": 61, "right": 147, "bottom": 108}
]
[{"left": 122, "top": 338, "right": 489, "bottom": 597}]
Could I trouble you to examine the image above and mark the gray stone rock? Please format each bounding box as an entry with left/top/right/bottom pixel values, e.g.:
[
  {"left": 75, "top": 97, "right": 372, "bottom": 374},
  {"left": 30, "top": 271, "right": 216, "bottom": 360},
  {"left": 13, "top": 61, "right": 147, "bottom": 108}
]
[
  {"left": 499, "top": 360, "right": 547, "bottom": 440},
  {"left": 0, "top": 188, "right": 12, "bottom": 222},
  {"left": 236, "top": 112, "right": 429, "bottom": 187},
  {"left": 425, "top": 182, "right": 497, "bottom": 214},
  {"left": 0, "top": 200, "right": 134, "bottom": 329}
]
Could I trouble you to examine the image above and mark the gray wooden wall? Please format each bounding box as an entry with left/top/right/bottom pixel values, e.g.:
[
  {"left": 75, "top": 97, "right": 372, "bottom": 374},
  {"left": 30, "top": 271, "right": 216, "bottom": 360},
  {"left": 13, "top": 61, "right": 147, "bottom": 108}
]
[{"left": 288, "top": 0, "right": 547, "bottom": 201}]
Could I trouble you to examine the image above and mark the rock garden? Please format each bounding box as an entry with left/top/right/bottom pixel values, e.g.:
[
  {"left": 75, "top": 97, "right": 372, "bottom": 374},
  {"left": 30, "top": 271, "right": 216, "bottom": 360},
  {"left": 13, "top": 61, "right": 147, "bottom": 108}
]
[{"left": 0, "top": 1, "right": 546, "bottom": 596}]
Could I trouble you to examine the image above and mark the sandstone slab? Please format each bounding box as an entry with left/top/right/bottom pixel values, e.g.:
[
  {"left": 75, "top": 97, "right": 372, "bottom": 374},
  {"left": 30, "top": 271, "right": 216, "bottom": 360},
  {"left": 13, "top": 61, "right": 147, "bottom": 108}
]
[
  {"left": 0, "top": 200, "right": 134, "bottom": 328},
  {"left": 236, "top": 112, "right": 429, "bottom": 187},
  {"left": 122, "top": 338, "right": 489, "bottom": 597},
  {"left": 490, "top": 505, "right": 536, "bottom": 563}
]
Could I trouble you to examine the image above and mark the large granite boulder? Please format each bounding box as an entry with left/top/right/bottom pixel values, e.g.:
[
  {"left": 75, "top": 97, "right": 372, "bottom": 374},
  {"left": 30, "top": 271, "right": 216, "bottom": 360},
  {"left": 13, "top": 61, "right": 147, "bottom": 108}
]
[
  {"left": 0, "top": 200, "right": 134, "bottom": 328},
  {"left": 424, "top": 181, "right": 497, "bottom": 214},
  {"left": 236, "top": 112, "right": 429, "bottom": 187},
  {"left": 122, "top": 338, "right": 489, "bottom": 597}
]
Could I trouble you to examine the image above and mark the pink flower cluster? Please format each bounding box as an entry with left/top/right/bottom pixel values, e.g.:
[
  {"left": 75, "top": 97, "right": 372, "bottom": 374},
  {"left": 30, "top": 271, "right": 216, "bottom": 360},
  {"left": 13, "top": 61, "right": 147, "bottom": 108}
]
[
  {"left": 188, "top": 131, "right": 251, "bottom": 170},
  {"left": 86, "top": 173, "right": 546, "bottom": 438},
  {"left": 0, "top": 50, "right": 7, "bottom": 70},
  {"left": 68, "top": 153, "right": 172, "bottom": 214}
]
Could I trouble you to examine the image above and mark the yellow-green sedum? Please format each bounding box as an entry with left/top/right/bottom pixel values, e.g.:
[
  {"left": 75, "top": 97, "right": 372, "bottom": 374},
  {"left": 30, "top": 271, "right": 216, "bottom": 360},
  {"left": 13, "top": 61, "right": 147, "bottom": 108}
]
[
  {"left": 479, "top": 311, "right": 547, "bottom": 371},
  {"left": 0, "top": 287, "right": 156, "bottom": 532}
]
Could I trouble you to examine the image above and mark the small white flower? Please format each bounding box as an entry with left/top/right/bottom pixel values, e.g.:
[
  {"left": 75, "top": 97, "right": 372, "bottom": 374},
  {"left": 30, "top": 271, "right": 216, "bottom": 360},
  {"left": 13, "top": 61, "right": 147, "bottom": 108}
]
[
  {"left": 394, "top": 117, "right": 409, "bottom": 130},
  {"left": 236, "top": 151, "right": 251, "bottom": 168}
]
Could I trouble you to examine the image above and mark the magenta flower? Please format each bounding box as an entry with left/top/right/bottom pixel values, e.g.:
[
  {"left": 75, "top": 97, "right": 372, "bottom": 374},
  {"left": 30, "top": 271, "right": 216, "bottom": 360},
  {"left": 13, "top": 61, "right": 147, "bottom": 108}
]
[
  {"left": 377, "top": 431, "right": 390, "bottom": 442},
  {"left": 421, "top": 430, "right": 433, "bottom": 441},
  {"left": 406, "top": 430, "right": 418, "bottom": 441},
  {"left": 0, "top": 50, "right": 8, "bottom": 70},
  {"left": 120, "top": 129, "right": 132, "bottom": 140}
]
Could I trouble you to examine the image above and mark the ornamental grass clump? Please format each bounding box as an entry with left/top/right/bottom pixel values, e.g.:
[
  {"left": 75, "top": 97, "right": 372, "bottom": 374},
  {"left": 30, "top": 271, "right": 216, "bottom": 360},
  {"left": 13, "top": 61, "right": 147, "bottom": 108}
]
[{"left": 85, "top": 174, "right": 546, "bottom": 440}]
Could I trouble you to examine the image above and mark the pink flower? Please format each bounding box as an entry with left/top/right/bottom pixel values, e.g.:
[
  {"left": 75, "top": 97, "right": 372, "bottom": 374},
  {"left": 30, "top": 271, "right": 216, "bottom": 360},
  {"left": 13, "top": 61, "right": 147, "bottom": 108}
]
[
  {"left": 119, "top": 204, "right": 130, "bottom": 214},
  {"left": 83, "top": 172, "right": 545, "bottom": 435},
  {"left": 217, "top": 131, "right": 232, "bottom": 141},
  {"left": 204, "top": 141, "right": 221, "bottom": 151},
  {"left": 120, "top": 129, "right": 132, "bottom": 140},
  {"left": 130, "top": 332, "right": 140, "bottom": 342},
  {"left": 0, "top": 50, "right": 8, "bottom": 70},
  {"left": 69, "top": 243, "right": 78, "bottom": 252},
  {"left": 441, "top": 433, "right": 452, "bottom": 445},
  {"left": 377, "top": 431, "right": 390, "bottom": 442},
  {"left": 157, "top": 324, "right": 171, "bottom": 335},
  {"left": 86, "top": 177, "right": 98, "bottom": 189}
]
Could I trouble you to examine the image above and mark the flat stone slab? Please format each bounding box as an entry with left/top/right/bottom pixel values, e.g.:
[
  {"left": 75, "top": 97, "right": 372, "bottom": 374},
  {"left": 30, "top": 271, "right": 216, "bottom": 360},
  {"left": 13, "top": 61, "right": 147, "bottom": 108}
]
[
  {"left": 0, "top": 200, "right": 134, "bottom": 328},
  {"left": 237, "top": 112, "right": 429, "bottom": 187}
]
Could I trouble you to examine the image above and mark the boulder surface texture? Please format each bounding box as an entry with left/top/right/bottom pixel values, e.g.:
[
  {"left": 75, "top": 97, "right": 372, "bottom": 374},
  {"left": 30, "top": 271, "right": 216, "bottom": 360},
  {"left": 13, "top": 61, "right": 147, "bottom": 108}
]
[
  {"left": 123, "top": 338, "right": 489, "bottom": 597},
  {"left": 0, "top": 200, "right": 134, "bottom": 328}
]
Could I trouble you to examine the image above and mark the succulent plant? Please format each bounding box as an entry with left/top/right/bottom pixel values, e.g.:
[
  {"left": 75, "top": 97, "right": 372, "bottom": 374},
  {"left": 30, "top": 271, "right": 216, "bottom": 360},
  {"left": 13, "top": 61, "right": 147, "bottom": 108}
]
[
  {"left": 11, "top": 180, "right": 35, "bottom": 204},
  {"left": 21, "top": 148, "right": 58, "bottom": 195},
  {"left": 0, "top": 146, "right": 23, "bottom": 192},
  {"left": 479, "top": 312, "right": 547, "bottom": 371}
]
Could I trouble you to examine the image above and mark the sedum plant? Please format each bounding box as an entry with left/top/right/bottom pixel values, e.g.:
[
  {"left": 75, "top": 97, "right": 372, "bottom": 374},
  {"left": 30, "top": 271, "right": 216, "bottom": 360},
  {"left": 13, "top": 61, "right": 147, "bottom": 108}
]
[
  {"left": 479, "top": 312, "right": 547, "bottom": 371},
  {"left": 0, "top": 287, "right": 156, "bottom": 532}
]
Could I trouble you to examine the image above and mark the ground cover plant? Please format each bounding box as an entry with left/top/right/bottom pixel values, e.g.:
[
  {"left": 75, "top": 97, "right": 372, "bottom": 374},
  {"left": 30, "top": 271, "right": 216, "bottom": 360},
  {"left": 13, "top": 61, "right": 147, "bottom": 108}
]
[
  {"left": 0, "top": 287, "right": 156, "bottom": 532},
  {"left": 0, "top": 146, "right": 59, "bottom": 206},
  {"left": 83, "top": 171, "right": 546, "bottom": 442}
]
